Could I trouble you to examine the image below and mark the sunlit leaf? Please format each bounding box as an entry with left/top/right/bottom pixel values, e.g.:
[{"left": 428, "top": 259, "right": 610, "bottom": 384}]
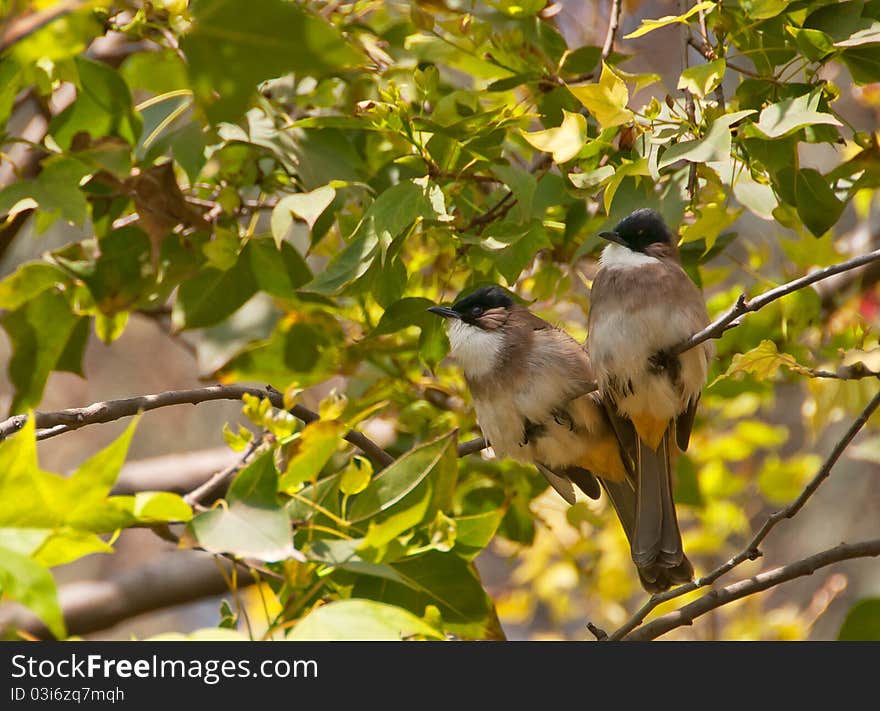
[
  {"left": 568, "top": 63, "right": 633, "bottom": 129},
  {"left": 289, "top": 599, "right": 444, "bottom": 641},
  {"left": 521, "top": 110, "right": 587, "bottom": 164}
]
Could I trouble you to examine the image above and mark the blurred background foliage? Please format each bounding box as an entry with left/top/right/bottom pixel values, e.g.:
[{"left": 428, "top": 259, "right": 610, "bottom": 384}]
[{"left": 1, "top": 0, "right": 880, "bottom": 641}]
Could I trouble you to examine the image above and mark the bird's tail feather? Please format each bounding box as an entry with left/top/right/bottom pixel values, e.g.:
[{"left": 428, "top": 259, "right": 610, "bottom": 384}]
[{"left": 632, "top": 427, "right": 693, "bottom": 588}]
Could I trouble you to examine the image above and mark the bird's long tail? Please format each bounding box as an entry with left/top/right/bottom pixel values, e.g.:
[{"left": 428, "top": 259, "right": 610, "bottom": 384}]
[{"left": 631, "top": 426, "right": 693, "bottom": 590}]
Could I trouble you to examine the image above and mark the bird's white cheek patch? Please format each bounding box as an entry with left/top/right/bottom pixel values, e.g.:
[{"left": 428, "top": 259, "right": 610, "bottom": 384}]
[
  {"left": 599, "top": 242, "right": 660, "bottom": 270},
  {"left": 447, "top": 320, "right": 502, "bottom": 378}
]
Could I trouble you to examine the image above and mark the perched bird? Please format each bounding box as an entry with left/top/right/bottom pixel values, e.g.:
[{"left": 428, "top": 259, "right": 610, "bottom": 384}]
[
  {"left": 427, "top": 286, "right": 629, "bottom": 521},
  {"left": 588, "top": 208, "right": 712, "bottom": 591}
]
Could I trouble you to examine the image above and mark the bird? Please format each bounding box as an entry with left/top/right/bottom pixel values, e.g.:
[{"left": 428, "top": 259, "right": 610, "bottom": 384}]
[
  {"left": 587, "top": 208, "right": 712, "bottom": 592},
  {"left": 427, "top": 285, "right": 630, "bottom": 533}
]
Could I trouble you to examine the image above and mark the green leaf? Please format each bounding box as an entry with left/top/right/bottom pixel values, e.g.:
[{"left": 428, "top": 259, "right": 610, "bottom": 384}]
[
  {"left": 289, "top": 599, "right": 444, "bottom": 641},
  {"left": 568, "top": 63, "right": 633, "bottom": 129},
  {"left": 677, "top": 59, "right": 726, "bottom": 99},
  {"left": 481, "top": 221, "right": 551, "bottom": 284},
  {"left": 659, "top": 111, "right": 756, "bottom": 169},
  {"left": 182, "top": 0, "right": 363, "bottom": 123},
  {"left": 0, "top": 546, "right": 66, "bottom": 639},
  {"left": 50, "top": 56, "right": 141, "bottom": 149},
  {"left": 0, "top": 155, "right": 91, "bottom": 228},
  {"left": 0, "top": 60, "right": 23, "bottom": 127},
  {"left": 32, "top": 530, "right": 113, "bottom": 568},
  {"left": 132, "top": 492, "right": 193, "bottom": 523},
  {"left": 790, "top": 27, "right": 836, "bottom": 62},
  {"left": 249, "top": 238, "right": 312, "bottom": 298},
  {"left": 491, "top": 164, "right": 537, "bottom": 221},
  {"left": 453, "top": 508, "right": 506, "bottom": 560},
  {"left": 741, "top": 0, "right": 790, "bottom": 19},
  {"left": 753, "top": 92, "right": 843, "bottom": 139},
  {"left": 835, "top": 21, "right": 880, "bottom": 48},
  {"left": 279, "top": 420, "right": 346, "bottom": 491},
  {"left": 120, "top": 50, "right": 189, "bottom": 94},
  {"left": 349, "top": 432, "right": 457, "bottom": 525},
  {"left": 271, "top": 186, "right": 336, "bottom": 247},
  {"left": 842, "top": 45, "right": 880, "bottom": 85},
  {"left": 568, "top": 165, "right": 615, "bottom": 190},
  {"left": 371, "top": 297, "right": 436, "bottom": 337},
  {"left": 790, "top": 168, "right": 845, "bottom": 237},
  {"left": 0, "top": 262, "right": 69, "bottom": 311},
  {"left": 190, "top": 450, "right": 300, "bottom": 562},
  {"left": 306, "top": 180, "right": 430, "bottom": 295},
  {"left": 351, "top": 551, "right": 501, "bottom": 639},
  {"left": 521, "top": 110, "right": 587, "bottom": 164},
  {"left": 623, "top": 1, "right": 716, "bottom": 39},
  {"left": 838, "top": 598, "right": 880, "bottom": 641},
  {"left": 173, "top": 245, "right": 258, "bottom": 329},
  {"left": 2, "top": 289, "right": 81, "bottom": 413}
]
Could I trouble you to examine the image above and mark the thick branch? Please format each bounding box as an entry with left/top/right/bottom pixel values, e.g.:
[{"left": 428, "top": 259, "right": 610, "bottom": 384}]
[
  {"left": 0, "top": 0, "right": 87, "bottom": 52},
  {"left": 609, "top": 388, "right": 880, "bottom": 640},
  {"left": 0, "top": 384, "right": 395, "bottom": 469},
  {"left": 671, "top": 248, "right": 880, "bottom": 356},
  {"left": 622, "top": 539, "right": 880, "bottom": 641},
  {"left": 0, "top": 551, "right": 253, "bottom": 639}
]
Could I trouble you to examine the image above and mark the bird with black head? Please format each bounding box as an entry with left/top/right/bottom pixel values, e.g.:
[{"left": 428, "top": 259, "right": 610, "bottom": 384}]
[{"left": 588, "top": 208, "right": 713, "bottom": 591}]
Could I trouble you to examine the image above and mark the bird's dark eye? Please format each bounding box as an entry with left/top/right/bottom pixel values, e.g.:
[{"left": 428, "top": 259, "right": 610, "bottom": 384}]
[{"left": 471, "top": 305, "right": 483, "bottom": 317}]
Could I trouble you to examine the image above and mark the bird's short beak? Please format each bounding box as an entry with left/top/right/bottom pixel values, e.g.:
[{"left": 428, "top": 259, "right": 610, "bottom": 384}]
[
  {"left": 598, "top": 230, "right": 626, "bottom": 246},
  {"left": 427, "top": 306, "right": 460, "bottom": 319}
]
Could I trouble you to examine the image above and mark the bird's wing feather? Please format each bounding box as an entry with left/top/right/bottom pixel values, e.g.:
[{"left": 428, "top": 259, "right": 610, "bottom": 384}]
[{"left": 536, "top": 464, "right": 576, "bottom": 505}]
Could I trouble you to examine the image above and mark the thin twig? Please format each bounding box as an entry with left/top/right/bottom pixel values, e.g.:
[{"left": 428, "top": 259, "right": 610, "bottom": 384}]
[
  {"left": 679, "top": 1, "right": 698, "bottom": 201},
  {"left": 622, "top": 539, "right": 880, "bottom": 641},
  {"left": 672, "top": 248, "right": 880, "bottom": 356},
  {"left": 183, "top": 435, "right": 264, "bottom": 507},
  {"left": 601, "top": 0, "right": 622, "bottom": 61},
  {"left": 608, "top": 389, "right": 880, "bottom": 641}
]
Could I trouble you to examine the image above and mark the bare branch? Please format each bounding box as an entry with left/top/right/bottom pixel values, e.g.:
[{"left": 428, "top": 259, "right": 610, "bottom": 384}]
[
  {"left": 0, "top": 383, "right": 395, "bottom": 469},
  {"left": 609, "top": 388, "right": 880, "bottom": 640},
  {"left": 672, "top": 248, "right": 880, "bottom": 356},
  {"left": 0, "top": 551, "right": 254, "bottom": 639},
  {"left": 622, "top": 539, "right": 880, "bottom": 641},
  {"left": 601, "top": 0, "right": 622, "bottom": 61},
  {"left": 0, "top": 0, "right": 87, "bottom": 53},
  {"left": 183, "top": 434, "right": 264, "bottom": 507}
]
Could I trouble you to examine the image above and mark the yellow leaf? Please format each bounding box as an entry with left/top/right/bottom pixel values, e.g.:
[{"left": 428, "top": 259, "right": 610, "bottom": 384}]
[
  {"left": 712, "top": 339, "right": 807, "bottom": 385},
  {"left": 677, "top": 58, "right": 726, "bottom": 99},
  {"left": 623, "top": 1, "right": 716, "bottom": 39},
  {"left": 521, "top": 110, "right": 587, "bottom": 164},
  {"left": 568, "top": 63, "right": 633, "bottom": 129}
]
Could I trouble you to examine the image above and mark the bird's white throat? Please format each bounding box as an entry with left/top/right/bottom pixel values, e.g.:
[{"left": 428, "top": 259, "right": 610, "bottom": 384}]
[
  {"left": 446, "top": 319, "right": 502, "bottom": 378},
  {"left": 599, "top": 242, "right": 660, "bottom": 270}
]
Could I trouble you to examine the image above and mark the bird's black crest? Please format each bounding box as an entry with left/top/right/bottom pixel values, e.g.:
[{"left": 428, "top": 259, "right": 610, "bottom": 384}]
[
  {"left": 608, "top": 208, "right": 674, "bottom": 251},
  {"left": 452, "top": 285, "right": 514, "bottom": 320}
]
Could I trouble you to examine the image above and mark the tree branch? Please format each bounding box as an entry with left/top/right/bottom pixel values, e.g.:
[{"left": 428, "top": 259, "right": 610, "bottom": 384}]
[
  {"left": 0, "top": 0, "right": 88, "bottom": 53},
  {"left": 0, "top": 551, "right": 254, "bottom": 639},
  {"left": 0, "top": 384, "right": 395, "bottom": 470},
  {"left": 622, "top": 539, "right": 880, "bottom": 641},
  {"left": 608, "top": 388, "right": 880, "bottom": 640},
  {"left": 671, "top": 248, "right": 880, "bottom": 356},
  {"left": 601, "top": 0, "right": 622, "bottom": 60}
]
